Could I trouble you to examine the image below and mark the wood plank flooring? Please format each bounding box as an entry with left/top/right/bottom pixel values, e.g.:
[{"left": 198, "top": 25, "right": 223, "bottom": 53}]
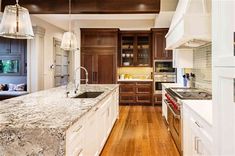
[{"left": 101, "top": 106, "right": 180, "bottom": 156}]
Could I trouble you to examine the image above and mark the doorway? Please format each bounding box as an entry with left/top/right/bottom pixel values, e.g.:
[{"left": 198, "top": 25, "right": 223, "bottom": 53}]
[{"left": 53, "top": 38, "right": 70, "bottom": 87}]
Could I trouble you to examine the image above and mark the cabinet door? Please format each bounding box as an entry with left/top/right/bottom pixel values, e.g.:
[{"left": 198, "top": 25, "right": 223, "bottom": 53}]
[
  {"left": 213, "top": 0, "right": 235, "bottom": 67},
  {"left": 213, "top": 68, "right": 235, "bottom": 154},
  {"left": 10, "top": 39, "right": 26, "bottom": 54},
  {"left": 136, "top": 94, "right": 152, "bottom": 104},
  {"left": 136, "top": 34, "right": 151, "bottom": 66},
  {"left": 0, "top": 37, "right": 10, "bottom": 55},
  {"left": 81, "top": 52, "right": 95, "bottom": 84},
  {"left": 81, "top": 29, "right": 118, "bottom": 47},
  {"left": 119, "top": 82, "right": 135, "bottom": 93},
  {"left": 136, "top": 82, "right": 152, "bottom": 94},
  {"left": 152, "top": 29, "right": 172, "bottom": 60},
  {"left": 97, "top": 53, "right": 116, "bottom": 84},
  {"left": 83, "top": 112, "right": 98, "bottom": 156}
]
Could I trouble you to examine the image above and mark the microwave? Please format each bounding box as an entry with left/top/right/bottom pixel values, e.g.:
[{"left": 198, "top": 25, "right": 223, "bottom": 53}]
[{"left": 154, "top": 60, "right": 176, "bottom": 73}]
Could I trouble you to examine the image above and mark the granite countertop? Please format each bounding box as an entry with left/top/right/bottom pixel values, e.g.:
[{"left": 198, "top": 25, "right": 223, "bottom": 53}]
[
  {"left": 0, "top": 84, "right": 119, "bottom": 130},
  {"left": 182, "top": 100, "right": 212, "bottom": 126},
  {"left": 0, "top": 84, "right": 119, "bottom": 156},
  {"left": 118, "top": 78, "right": 153, "bottom": 82}
]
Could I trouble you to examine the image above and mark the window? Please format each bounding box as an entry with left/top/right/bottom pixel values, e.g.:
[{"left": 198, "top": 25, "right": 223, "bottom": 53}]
[{"left": 0, "top": 59, "right": 20, "bottom": 74}]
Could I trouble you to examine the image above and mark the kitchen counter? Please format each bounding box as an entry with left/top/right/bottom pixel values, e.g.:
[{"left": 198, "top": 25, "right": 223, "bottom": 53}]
[
  {"left": 182, "top": 100, "right": 212, "bottom": 126},
  {"left": 162, "top": 83, "right": 183, "bottom": 88},
  {"left": 118, "top": 79, "right": 153, "bottom": 82},
  {"left": 0, "top": 84, "right": 119, "bottom": 156}
]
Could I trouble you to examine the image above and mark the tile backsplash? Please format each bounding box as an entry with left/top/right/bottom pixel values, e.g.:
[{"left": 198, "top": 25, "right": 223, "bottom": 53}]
[
  {"left": 117, "top": 67, "right": 153, "bottom": 79},
  {"left": 192, "top": 44, "right": 212, "bottom": 92}
]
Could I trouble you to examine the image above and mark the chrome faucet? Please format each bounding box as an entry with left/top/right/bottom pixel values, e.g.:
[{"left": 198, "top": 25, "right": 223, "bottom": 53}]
[{"left": 74, "top": 66, "right": 88, "bottom": 94}]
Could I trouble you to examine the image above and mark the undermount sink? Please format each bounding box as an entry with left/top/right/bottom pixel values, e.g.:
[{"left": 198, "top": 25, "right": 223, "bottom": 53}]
[{"left": 73, "top": 92, "right": 104, "bottom": 98}]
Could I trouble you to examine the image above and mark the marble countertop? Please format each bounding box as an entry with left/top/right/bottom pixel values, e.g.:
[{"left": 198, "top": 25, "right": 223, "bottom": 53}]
[
  {"left": 118, "top": 78, "right": 153, "bottom": 82},
  {"left": 0, "top": 84, "right": 119, "bottom": 155},
  {"left": 162, "top": 83, "right": 183, "bottom": 88},
  {"left": 0, "top": 84, "right": 119, "bottom": 130},
  {"left": 182, "top": 100, "right": 212, "bottom": 126}
]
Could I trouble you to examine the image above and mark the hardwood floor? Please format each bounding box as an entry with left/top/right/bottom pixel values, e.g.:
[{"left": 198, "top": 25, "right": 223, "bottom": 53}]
[{"left": 101, "top": 106, "right": 180, "bottom": 156}]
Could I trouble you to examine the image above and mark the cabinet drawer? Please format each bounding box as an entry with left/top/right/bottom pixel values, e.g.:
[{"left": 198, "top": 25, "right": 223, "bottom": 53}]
[
  {"left": 154, "top": 94, "right": 162, "bottom": 104},
  {"left": 119, "top": 83, "right": 135, "bottom": 93},
  {"left": 120, "top": 94, "right": 135, "bottom": 103},
  {"left": 136, "top": 94, "right": 152, "bottom": 103},
  {"left": 136, "top": 85, "right": 152, "bottom": 94},
  {"left": 66, "top": 119, "right": 84, "bottom": 156}
]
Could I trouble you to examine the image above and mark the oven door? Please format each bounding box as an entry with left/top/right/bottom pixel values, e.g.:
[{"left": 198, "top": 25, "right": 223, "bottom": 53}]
[
  {"left": 155, "top": 82, "right": 175, "bottom": 94},
  {"left": 164, "top": 99, "right": 181, "bottom": 153}
]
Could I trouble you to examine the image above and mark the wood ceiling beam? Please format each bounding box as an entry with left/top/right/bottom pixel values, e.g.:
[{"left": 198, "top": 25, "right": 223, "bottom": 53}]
[{"left": 1, "top": 0, "right": 160, "bottom": 14}]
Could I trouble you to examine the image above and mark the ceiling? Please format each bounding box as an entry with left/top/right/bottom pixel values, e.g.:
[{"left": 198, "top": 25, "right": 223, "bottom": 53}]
[{"left": 1, "top": 0, "right": 160, "bottom": 14}]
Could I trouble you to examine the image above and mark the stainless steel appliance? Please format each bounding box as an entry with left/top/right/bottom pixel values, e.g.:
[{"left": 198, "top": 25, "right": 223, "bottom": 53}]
[
  {"left": 154, "top": 60, "right": 176, "bottom": 73},
  {"left": 164, "top": 87, "right": 212, "bottom": 155},
  {"left": 154, "top": 60, "right": 176, "bottom": 94}
]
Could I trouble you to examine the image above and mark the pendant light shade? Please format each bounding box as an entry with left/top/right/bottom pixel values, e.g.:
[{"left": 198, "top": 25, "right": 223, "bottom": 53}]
[
  {"left": 61, "top": 31, "right": 78, "bottom": 51},
  {"left": 0, "top": 1, "right": 34, "bottom": 39},
  {"left": 61, "top": 0, "right": 78, "bottom": 51}
]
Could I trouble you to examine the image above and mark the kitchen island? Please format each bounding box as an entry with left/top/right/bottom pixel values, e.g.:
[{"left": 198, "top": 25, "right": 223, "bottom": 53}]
[{"left": 0, "top": 84, "right": 119, "bottom": 156}]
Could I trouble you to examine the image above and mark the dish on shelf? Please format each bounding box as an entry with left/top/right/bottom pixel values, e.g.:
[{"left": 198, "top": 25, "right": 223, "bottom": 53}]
[
  {"left": 123, "top": 62, "right": 130, "bottom": 66},
  {"left": 126, "top": 54, "right": 130, "bottom": 57}
]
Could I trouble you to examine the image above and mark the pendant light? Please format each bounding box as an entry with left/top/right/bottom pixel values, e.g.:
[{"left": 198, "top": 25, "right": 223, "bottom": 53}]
[
  {"left": 0, "top": 0, "right": 34, "bottom": 39},
  {"left": 61, "top": 0, "right": 78, "bottom": 51}
]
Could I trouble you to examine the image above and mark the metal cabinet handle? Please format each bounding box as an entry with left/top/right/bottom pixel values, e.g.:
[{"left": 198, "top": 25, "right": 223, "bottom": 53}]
[
  {"left": 164, "top": 99, "right": 180, "bottom": 119},
  {"left": 73, "top": 125, "right": 83, "bottom": 133},
  {"left": 194, "top": 136, "right": 202, "bottom": 154},
  {"left": 195, "top": 121, "right": 202, "bottom": 128},
  {"left": 194, "top": 136, "right": 198, "bottom": 152},
  {"left": 93, "top": 72, "right": 97, "bottom": 82}
]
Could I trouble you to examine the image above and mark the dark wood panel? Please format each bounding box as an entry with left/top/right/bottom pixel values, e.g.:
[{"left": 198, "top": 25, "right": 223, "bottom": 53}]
[
  {"left": 152, "top": 28, "right": 172, "bottom": 60},
  {"left": 119, "top": 31, "right": 152, "bottom": 67},
  {"left": 119, "top": 81, "right": 153, "bottom": 105},
  {"left": 81, "top": 53, "right": 94, "bottom": 84},
  {"left": 81, "top": 28, "right": 118, "bottom": 84},
  {"left": 136, "top": 94, "right": 152, "bottom": 103},
  {"left": 97, "top": 54, "right": 116, "bottom": 84},
  {"left": 119, "top": 83, "right": 135, "bottom": 93},
  {"left": 1, "top": 0, "right": 160, "bottom": 14},
  {"left": 81, "top": 28, "right": 119, "bottom": 48}
]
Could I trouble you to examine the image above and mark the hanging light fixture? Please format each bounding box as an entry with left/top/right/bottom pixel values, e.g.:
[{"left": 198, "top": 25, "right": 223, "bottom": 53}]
[
  {"left": 0, "top": 0, "right": 34, "bottom": 39},
  {"left": 61, "top": 0, "right": 78, "bottom": 51}
]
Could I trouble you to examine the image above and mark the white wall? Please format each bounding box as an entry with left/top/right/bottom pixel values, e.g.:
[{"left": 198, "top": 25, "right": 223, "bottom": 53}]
[{"left": 30, "top": 16, "right": 65, "bottom": 90}]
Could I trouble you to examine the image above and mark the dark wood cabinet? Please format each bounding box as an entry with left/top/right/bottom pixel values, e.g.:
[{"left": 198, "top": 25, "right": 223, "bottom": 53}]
[
  {"left": 152, "top": 28, "right": 172, "bottom": 60},
  {"left": 81, "top": 28, "right": 119, "bottom": 84},
  {"left": 119, "top": 81, "right": 153, "bottom": 105},
  {"left": 119, "top": 31, "right": 152, "bottom": 67},
  {"left": 154, "top": 94, "right": 162, "bottom": 105}
]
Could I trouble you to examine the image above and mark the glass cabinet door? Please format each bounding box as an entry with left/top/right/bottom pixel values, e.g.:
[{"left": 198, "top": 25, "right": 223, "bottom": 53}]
[
  {"left": 121, "top": 36, "right": 134, "bottom": 66},
  {"left": 136, "top": 35, "right": 151, "bottom": 66}
]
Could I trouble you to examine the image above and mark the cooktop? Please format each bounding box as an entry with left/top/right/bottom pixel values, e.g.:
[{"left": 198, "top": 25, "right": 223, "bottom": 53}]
[{"left": 167, "top": 87, "right": 212, "bottom": 100}]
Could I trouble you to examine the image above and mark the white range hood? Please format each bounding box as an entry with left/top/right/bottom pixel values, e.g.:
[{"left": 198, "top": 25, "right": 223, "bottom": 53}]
[{"left": 166, "top": 0, "right": 211, "bottom": 49}]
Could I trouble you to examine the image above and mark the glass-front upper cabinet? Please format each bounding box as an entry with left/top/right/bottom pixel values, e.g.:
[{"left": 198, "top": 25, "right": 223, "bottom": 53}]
[
  {"left": 120, "top": 36, "right": 135, "bottom": 66},
  {"left": 119, "top": 31, "right": 151, "bottom": 67},
  {"left": 136, "top": 35, "right": 151, "bottom": 66}
]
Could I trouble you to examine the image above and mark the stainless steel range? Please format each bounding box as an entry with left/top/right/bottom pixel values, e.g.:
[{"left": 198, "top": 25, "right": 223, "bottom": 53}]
[{"left": 164, "top": 87, "right": 212, "bottom": 155}]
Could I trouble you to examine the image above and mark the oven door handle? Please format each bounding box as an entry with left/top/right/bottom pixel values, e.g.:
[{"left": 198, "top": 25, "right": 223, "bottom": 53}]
[{"left": 164, "top": 99, "right": 181, "bottom": 119}]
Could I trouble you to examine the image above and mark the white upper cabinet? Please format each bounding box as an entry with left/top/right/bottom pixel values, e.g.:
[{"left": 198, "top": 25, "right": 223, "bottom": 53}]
[{"left": 212, "top": 0, "right": 235, "bottom": 67}]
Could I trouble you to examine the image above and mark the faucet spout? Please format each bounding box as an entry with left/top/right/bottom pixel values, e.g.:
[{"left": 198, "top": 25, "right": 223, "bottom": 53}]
[{"left": 74, "top": 66, "right": 89, "bottom": 94}]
